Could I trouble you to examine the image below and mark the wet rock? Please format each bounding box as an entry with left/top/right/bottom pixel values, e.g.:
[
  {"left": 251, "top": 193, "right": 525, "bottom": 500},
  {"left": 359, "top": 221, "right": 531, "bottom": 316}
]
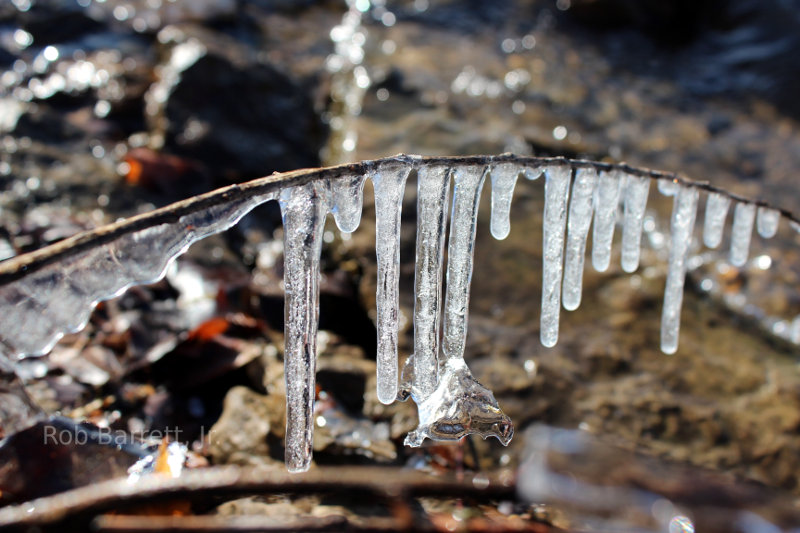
[
  {"left": 145, "top": 24, "right": 326, "bottom": 183},
  {"left": 207, "top": 385, "right": 284, "bottom": 466},
  {"left": 17, "top": 0, "right": 105, "bottom": 45}
]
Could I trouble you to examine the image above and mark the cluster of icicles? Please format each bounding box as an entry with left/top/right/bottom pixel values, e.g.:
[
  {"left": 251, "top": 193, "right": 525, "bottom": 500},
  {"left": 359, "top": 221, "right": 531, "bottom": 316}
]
[{"left": 0, "top": 155, "right": 786, "bottom": 473}]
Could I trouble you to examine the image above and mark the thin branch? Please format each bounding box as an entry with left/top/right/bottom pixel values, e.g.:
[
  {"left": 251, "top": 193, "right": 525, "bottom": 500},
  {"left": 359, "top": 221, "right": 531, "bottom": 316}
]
[
  {"left": 0, "top": 153, "right": 795, "bottom": 284},
  {"left": 0, "top": 465, "right": 517, "bottom": 528}
]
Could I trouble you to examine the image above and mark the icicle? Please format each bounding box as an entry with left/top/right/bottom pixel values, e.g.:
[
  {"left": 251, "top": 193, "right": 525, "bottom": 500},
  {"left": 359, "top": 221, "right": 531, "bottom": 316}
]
[
  {"left": 541, "top": 165, "right": 571, "bottom": 348},
  {"left": 591, "top": 169, "right": 622, "bottom": 272},
  {"left": 0, "top": 194, "right": 272, "bottom": 359},
  {"left": 562, "top": 167, "right": 597, "bottom": 311},
  {"left": 620, "top": 174, "right": 650, "bottom": 273},
  {"left": 442, "top": 165, "right": 487, "bottom": 360},
  {"left": 730, "top": 202, "right": 756, "bottom": 267},
  {"left": 658, "top": 179, "right": 679, "bottom": 196},
  {"left": 703, "top": 192, "right": 730, "bottom": 249},
  {"left": 792, "top": 316, "right": 800, "bottom": 344},
  {"left": 372, "top": 166, "right": 410, "bottom": 405},
  {"left": 524, "top": 167, "right": 543, "bottom": 181},
  {"left": 661, "top": 185, "right": 699, "bottom": 355},
  {"left": 489, "top": 163, "right": 519, "bottom": 240},
  {"left": 330, "top": 174, "right": 366, "bottom": 233},
  {"left": 279, "top": 182, "right": 328, "bottom": 472},
  {"left": 412, "top": 165, "right": 451, "bottom": 401},
  {"left": 756, "top": 207, "right": 780, "bottom": 239},
  {"left": 406, "top": 164, "right": 514, "bottom": 448}
]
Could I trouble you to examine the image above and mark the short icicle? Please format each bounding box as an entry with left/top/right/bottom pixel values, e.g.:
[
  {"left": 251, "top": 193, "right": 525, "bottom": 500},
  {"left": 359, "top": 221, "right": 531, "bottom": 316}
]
[
  {"left": 562, "top": 167, "right": 597, "bottom": 311},
  {"left": 405, "top": 164, "right": 513, "bottom": 448},
  {"left": 591, "top": 169, "right": 622, "bottom": 272},
  {"left": 279, "top": 181, "right": 329, "bottom": 472},
  {"left": 661, "top": 184, "right": 699, "bottom": 355},
  {"left": 756, "top": 206, "right": 780, "bottom": 239},
  {"left": 372, "top": 165, "right": 411, "bottom": 404},
  {"left": 489, "top": 163, "right": 520, "bottom": 240},
  {"left": 541, "top": 165, "right": 571, "bottom": 348},
  {"left": 412, "top": 165, "right": 451, "bottom": 401},
  {"left": 330, "top": 174, "right": 366, "bottom": 233},
  {"left": 730, "top": 202, "right": 756, "bottom": 267},
  {"left": 620, "top": 174, "right": 650, "bottom": 273},
  {"left": 703, "top": 192, "right": 730, "bottom": 249}
]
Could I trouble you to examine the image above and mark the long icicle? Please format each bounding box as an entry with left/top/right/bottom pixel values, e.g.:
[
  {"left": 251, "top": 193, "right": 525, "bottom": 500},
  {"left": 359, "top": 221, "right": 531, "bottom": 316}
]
[
  {"left": 489, "top": 163, "right": 519, "bottom": 240},
  {"left": 372, "top": 166, "right": 411, "bottom": 404},
  {"left": 442, "top": 165, "right": 487, "bottom": 360},
  {"left": 562, "top": 167, "right": 597, "bottom": 311},
  {"left": 279, "top": 182, "right": 328, "bottom": 472},
  {"left": 405, "top": 163, "right": 513, "bottom": 448},
  {"left": 592, "top": 169, "right": 622, "bottom": 272},
  {"left": 412, "top": 165, "right": 451, "bottom": 401},
  {"left": 620, "top": 174, "right": 650, "bottom": 273},
  {"left": 541, "top": 165, "right": 571, "bottom": 348},
  {"left": 661, "top": 184, "right": 699, "bottom": 355}
]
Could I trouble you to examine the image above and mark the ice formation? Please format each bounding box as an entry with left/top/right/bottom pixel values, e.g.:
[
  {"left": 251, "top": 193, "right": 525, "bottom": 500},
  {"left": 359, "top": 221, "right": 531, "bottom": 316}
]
[
  {"left": 620, "top": 174, "right": 650, "bottom": 273},
  {"left": 591, "top": 169, "right": 622, "bottom": 273},
  {"left": 562, "top": 167, "right": 597, "bottom": 311},
  {"left": 703, "top": 192, "right": 730, "bottom": 249},
  {"left": 540, "top": 166, "right": 571, "bottom": 348},
  {"left": 730, "top": 201, "right": 756, "bottom": 267},
  {"left": 661, "top": 186, "right": 699, "bottom": 355},
  {"left": 0, "top": 154, "right": 791, "bottom": 472},
  {"left": 372, "top": 166, "right": 410, "bottom": 404},
  {"left": 411, "top": 165, "right": 451, "bottom": 401}
]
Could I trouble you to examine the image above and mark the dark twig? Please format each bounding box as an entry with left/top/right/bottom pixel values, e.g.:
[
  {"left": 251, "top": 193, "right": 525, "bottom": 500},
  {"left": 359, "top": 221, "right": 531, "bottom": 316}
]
[{"left": 0, "top": 153, "right": 796, "bottom": 284}]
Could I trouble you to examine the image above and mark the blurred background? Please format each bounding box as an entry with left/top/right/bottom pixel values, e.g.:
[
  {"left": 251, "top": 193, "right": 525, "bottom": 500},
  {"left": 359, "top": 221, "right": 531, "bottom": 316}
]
[{"left": 2, "top": 0, "right": 800, "bottom": 531}]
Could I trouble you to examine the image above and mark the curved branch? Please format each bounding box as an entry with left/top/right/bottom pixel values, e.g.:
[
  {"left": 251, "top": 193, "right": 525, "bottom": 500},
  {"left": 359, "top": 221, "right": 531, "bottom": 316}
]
[{"left": 1, "top": 153, "right": 794, "bottom": 283}]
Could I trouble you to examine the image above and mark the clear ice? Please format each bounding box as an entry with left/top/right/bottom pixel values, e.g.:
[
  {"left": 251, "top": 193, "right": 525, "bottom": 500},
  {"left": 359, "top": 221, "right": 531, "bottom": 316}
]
[
  {"left": 407, "top": 164, "right": 513, "bottom": 447},
  {"left": 541, "top": 165, "right": 571, "bottom": 348},
  {"left": 2, "top": 155, "right": 794, "bottom": 473},
  {"left": 372, "top": 166, "right": 410, "bottom": 404},
  {"left": 442, "top": 166, "right": 487, "bottom": 361},
  {"left": 756, "top": 206, "right": 780, "bottom": 239},
  {"left": 730, "top": 202, "right": 756, "bottom": 267},
  {"left": 592, "top": 169, "right": 622, "bottom": 273},
  {"left": 489, "top": 163, "right": 520, "bottom": 240},
  {"left": 412, "top": 165, "right": 452, "bottom": 401},
  {"left": 0, "top": 194, "right": 271, "bottom": 359},
  {"left": 330, "top": 174, "right": 366, "bottom": 233},
  {"left": 620, "top": 174, "right": 650, "bottom": 273},
  {"left": 661, "top": 185, "right": 699, "bottom": 355},
  {"left": 562, "top": 167, "right": 597, "bottom": 311},
  {"left": 703, "top": 192, "right": 730, "bottom": 249},
  {"left": 279, "top": 182, "right": 328, "bottom": 472}
]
